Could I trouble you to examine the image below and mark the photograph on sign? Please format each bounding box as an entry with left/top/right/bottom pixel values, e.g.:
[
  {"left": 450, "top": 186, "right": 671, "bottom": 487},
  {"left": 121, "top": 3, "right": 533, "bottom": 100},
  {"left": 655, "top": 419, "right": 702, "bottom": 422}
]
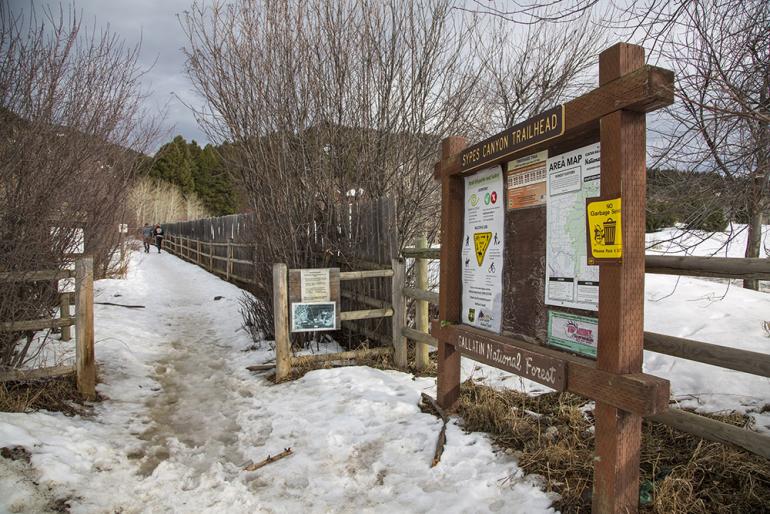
[
  {"left": 587, "top": 197, "right": 623, "bottom": 263},
  {"left": 291, "top": 302, "right": 336, "bottom": 332},
  {"left": 547, "top": 310, "right": 598, "bottom": 358},
  {"left": 506, "top": 150, "right": 548, "bottom": 211},
  {"left": 300, "top": 268, "right": 331, "bottom": 302},
  {"left": 544, "top": 143, "right": 600, "bottom": 311},
  {"left": 461, "top": 166, "right": 504, "bottom": 333}
]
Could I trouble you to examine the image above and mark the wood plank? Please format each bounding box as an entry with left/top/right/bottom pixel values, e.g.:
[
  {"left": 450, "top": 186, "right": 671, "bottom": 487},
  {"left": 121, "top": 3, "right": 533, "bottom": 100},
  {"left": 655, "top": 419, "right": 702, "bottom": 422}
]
[
  {"left": 645, "top": 255, "right": 770, "bottom": 280},
  {"left": 391, "top": 259, "right": 407, "bottom": 367},
  {"left": 436, "top": 136, "right": 467, "bottom": 410},
  {"left": 0, "top": 269, "right": 75, "bottom": 282},
  {"left": 414, "top": 235, "right": 431, "bottom": 370},
  {"left": 435, "top": 323, "right": 669, "bottom": 414},
  {"left": 593, "top": 42, "right": 647, "bottom": 514},
  {"left": 0, "top": 318, "right": 75, "bottom": 332},
  {"left": 340, "top": 308, "right": 393, "bottom": 321},
  {"left": 401, "top": 247, "right": 441, "bottom": 259},
  {"left": 650, "top": 408, "right": 770, "bottom": 460},
  {"left": 438, "top": 64, "right": 674, "bottom": 178},
  {"left": 273, "top": 264, "right": 291, "bottom": 381},
  {"left": 75, "top": 257, "right": 96, "bottom": 400},
  {"left": 290, "top": 346, "right": 392, "bottom": 366},
  {"left": 445, "top": 325, "right": 566, "bottom": 390},
  {"left": 339, "top": 269, "right": 394, "bottom": 280},
  {"left": 402, "top": 326, "right": 437, "bottom": 347},
  {"left": 644, "top": 331, "right": 770, "bottom": 378},
  {"left": 60, "top": 292, "right": 71, "bottom": 341},
  {"left": 402, "top": 287, "right": 439, "bottom": 305},
  {"left": 340, "top": 290, "right": 390, "bottom": 310},
  {"left": 0, "top": 364, "right": 75, "bottom": 383}
]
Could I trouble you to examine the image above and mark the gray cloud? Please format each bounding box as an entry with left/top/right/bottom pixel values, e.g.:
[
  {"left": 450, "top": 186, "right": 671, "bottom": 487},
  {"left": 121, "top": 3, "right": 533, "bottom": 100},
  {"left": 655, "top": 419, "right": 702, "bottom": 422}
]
[{"left": 10, "top": 0, "right": 210, "bottom": 153}]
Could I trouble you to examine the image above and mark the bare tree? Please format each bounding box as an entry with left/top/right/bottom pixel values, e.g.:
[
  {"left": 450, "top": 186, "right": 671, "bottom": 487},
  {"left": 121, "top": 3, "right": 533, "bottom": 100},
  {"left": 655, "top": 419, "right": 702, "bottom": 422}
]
[
  {"left": 631, "top": 0, "right": 769, "bottom": 289},
  {"left": 0, "top": 4, "right": 159, "bottom": 368},
  {"left": 472, "top": 11, "right": 607, "bottom": 134}
]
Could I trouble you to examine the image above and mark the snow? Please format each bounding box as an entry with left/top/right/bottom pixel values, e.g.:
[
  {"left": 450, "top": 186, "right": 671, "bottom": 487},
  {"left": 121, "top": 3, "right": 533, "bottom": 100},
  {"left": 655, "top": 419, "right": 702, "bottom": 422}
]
[
  {"left": 0, "top": 251, "right": 555, "bottom": 513},
  {"left": 2, "top": 225, "right": 768, "bottom": 512},
  {"left": 462, "top": 224, "right": 770, "bottom": 432}
]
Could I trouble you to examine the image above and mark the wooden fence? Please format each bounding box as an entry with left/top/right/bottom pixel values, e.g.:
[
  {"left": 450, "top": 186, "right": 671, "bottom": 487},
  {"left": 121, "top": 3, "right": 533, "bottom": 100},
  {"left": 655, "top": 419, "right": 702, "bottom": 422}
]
[
  {"left": 399, "top": 245, "right": 770, "bottom": 460},
  {"left": 164, "top": 234, "right": 259, "bottom": 286},
  {"left": 0, "top": 258, "right": 96, "bottom": 399}
]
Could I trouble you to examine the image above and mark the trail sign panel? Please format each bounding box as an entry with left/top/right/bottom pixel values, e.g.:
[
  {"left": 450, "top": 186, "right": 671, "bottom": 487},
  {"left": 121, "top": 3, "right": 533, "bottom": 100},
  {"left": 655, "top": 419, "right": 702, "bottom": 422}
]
[
  {"left": 300, "top": 268, "right": 331, "bottom": 302},
  {"left": 447, "top": 325, "right": 566, "bottom": 391},
  {"left": 435, "top": 43, "right": 675, "bottom": 514},
  {"left": 545, "top": 143, "right": 601, "bottom": 311},
  {"left": 587, "top": 197, "right": 623, "bottom": 263},
  {"left": 461, "top": 166, "right": 504, "bottom": 333},
  {"left": 288, "top": 268, "right": 341, "bottom": 330},
  {"left": 459, "top": 105, "right": 564, "bottom": 174}
]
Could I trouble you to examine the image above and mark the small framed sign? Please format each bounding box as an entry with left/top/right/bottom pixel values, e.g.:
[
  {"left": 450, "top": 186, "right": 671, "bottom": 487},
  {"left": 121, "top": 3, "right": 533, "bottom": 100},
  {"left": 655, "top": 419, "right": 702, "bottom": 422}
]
[{"left": 291, "top": 302, "right": 336, "bottom": 332}]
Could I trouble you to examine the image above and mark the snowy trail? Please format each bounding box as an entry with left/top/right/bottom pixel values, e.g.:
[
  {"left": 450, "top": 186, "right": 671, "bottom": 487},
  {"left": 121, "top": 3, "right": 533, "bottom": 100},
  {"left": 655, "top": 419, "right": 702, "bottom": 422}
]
[{"left": 0, "top": 251, "right": 555, "bottom": 513}]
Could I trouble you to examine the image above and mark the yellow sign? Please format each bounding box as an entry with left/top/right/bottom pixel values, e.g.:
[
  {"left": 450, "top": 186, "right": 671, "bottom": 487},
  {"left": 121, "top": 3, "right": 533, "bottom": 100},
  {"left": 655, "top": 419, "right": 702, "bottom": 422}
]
[
  {"left": 587, "top": 198, "right": 622, "bottom": 260},
  {"left": 473, "top": 232, "right": 492, "bottom": 266}
]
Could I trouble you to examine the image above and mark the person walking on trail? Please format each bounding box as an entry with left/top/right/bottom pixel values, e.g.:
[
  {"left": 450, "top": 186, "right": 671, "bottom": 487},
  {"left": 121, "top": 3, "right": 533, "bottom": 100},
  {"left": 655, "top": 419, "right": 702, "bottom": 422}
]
[
  {"left": 154, "top": 224, "right": 164, "bottom": 254},
  {"left": 141, "top": 223, "right": 154, "bottom": 253}
]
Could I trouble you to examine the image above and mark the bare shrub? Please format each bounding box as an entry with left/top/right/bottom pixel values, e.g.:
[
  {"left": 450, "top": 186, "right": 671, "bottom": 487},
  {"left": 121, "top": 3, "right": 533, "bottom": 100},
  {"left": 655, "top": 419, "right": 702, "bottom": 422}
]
[{"left": 0, "top": 4, "right": 159, "bottom": 368}]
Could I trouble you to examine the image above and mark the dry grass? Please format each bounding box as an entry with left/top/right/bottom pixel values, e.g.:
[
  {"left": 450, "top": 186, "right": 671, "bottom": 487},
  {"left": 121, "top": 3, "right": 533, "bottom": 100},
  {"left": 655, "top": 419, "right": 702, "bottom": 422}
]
[
  {"left": 0, "top": 374, "right": 90, "bottom": 416},
  {"left": 458, "top": 380, "right": 770, "bottom": 513}
]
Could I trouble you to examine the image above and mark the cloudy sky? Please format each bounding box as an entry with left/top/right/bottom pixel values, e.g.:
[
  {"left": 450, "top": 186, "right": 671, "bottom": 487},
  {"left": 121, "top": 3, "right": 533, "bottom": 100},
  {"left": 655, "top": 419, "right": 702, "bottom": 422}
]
[{"left": 10, "top": 0, "right": 209, "bottom": 152}]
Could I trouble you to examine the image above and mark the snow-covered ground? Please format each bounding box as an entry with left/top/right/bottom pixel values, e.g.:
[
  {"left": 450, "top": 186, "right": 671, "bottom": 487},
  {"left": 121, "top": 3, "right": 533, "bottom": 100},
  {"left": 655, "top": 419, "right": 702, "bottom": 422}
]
[
  {"left": 464, "top": 224, "right": 770, "bottom": 432},
  {"left": 2, "top": 225, "right": 768, "bottom": 513},
  {"left": 0, "top": 251, "right": 555, "bottom": 514}
]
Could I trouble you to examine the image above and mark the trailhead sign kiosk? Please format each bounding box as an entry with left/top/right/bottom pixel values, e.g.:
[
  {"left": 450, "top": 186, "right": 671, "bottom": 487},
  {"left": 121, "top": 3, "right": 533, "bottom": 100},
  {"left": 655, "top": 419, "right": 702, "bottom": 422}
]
[{"left": 432, "top": 44, "right": 674, "bottom": 513}]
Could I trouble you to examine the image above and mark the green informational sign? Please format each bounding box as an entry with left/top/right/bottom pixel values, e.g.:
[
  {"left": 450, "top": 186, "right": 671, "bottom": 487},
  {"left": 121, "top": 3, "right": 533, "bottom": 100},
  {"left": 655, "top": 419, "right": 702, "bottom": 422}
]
[{"left": 547, "top": 310, "right": 598, "bottom": 358}]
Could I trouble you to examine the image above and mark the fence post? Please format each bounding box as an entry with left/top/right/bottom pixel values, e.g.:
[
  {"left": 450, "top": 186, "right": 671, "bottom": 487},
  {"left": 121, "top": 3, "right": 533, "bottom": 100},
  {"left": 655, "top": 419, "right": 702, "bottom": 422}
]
[
  {"left": 59, "top": 292, "right": 71, "bottom": 342},
  {"left": 227, "top": 239, "right": 233, "bottom": 280},
  {"left": 196, "top": 239, "right": 201, "bottom": 266},
  {"left": 391, "top": 258, "right": 408, "bottom": 368},
  {"left": 414, "top": 235, "right": 430, "bottom": 370},
  {"left": 593, "top": 43, "right": 647, "bottom": 514},
  {"left": 75, "top": 257, "right": 95, "bottom": 400},
  {"left": 209, "top": 241, "right": 213, "bottom": 272},
  {"left": 273, "top": 263, "right": 291, "bottom": 381}
]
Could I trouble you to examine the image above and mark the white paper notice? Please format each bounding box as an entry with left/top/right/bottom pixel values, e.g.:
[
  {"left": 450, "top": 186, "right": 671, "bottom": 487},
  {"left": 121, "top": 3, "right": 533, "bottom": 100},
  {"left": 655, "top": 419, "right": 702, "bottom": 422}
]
[
  {"left": 545, "top": 143, "right": 600, "bottom": 311},
  {"left": 300, "top": 269, "right": 331, "bottom": 302},
  {"left": 461, "top": 166, "right": 504, "bottom": 333}
]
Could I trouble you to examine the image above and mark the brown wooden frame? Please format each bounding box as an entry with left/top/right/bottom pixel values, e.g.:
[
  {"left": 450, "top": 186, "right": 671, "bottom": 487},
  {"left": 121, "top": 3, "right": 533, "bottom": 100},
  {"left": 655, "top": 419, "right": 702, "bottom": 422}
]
[{"left": 433, "top": 43, "right": 674, "bottom": 513}]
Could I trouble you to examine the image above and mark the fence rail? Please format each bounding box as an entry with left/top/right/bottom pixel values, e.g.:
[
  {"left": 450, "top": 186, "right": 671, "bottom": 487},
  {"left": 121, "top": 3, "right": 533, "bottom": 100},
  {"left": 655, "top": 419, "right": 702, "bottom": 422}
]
[
  {"left": 399, "top": 243, "right": 770, "bottom": 460},
  {"left": 0, "top": 258, "right": 95, "bottom": 399}
]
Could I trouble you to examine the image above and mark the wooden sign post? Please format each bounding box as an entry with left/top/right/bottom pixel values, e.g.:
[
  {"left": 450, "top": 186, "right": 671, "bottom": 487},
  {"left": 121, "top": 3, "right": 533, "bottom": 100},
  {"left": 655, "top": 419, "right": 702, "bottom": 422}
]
[{"left": 433, "top": 43, "right": 674, "bottom": 513}]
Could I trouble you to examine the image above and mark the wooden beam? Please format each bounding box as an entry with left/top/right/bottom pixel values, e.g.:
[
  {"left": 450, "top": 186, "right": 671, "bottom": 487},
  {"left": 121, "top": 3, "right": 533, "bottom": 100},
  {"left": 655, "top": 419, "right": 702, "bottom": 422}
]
[
  {"left": 0, "top": 364, "right": 75, "bottom": 383},
  {"left": 402, "top": 326, "right": 438, "bottom": 347},
  {"left": 340, "top": 308, "right": 393, "bottom": 321},
  {"left": 436, "top": 323, "right": 669, "bottom": 416},
  {"left": 593, "top": 42, "right": 647, "bottom": 514},
  {"left": 650, "top": 408, "right": 770, "bottom": 460},
  {"left": 339, "top": 269, "right": 394, "bottom": 280},
  {"left": 273, "top": 263, "right": 291, "bottom": 381},
  {"left": 414, "top": 235, "right": 431, "bottom": 370},
  {"left": 60, "top": 292, "right": 71, "bottom": 341},
  {"left": 0, "top": 269, "right": 74, "bottom": 282},
  {"left": 291, "top": 346, "right": 392, "bottom": 367},
  {"left": 402, "top": 286, "right": 439, "bottom": 305},
  {"left": 436, "top": 136, "right": 467, "bottom": 410},
  {"left": 75, "top": 257, "right": 96, "bottom": 400},
  {"left": 340, "top": 290, "right": 390, "bottom": 310},
  {"left": 0, "top": 318, "right": 75, "bottom": 332},
  {"left": 391, "top": 258, "right": 408, "bottom": 368},
  {"left": 644, "top": 331, "right": 770, "bottom": 378},
  {"left": 401, "top": 247, "right": 441, "bottom": 260},
  {"left": 438, "top": 64, "right": 674, "bottom": 178},
  {"left": 645, "top": 255, "right": 770, "bottom": 280}
]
